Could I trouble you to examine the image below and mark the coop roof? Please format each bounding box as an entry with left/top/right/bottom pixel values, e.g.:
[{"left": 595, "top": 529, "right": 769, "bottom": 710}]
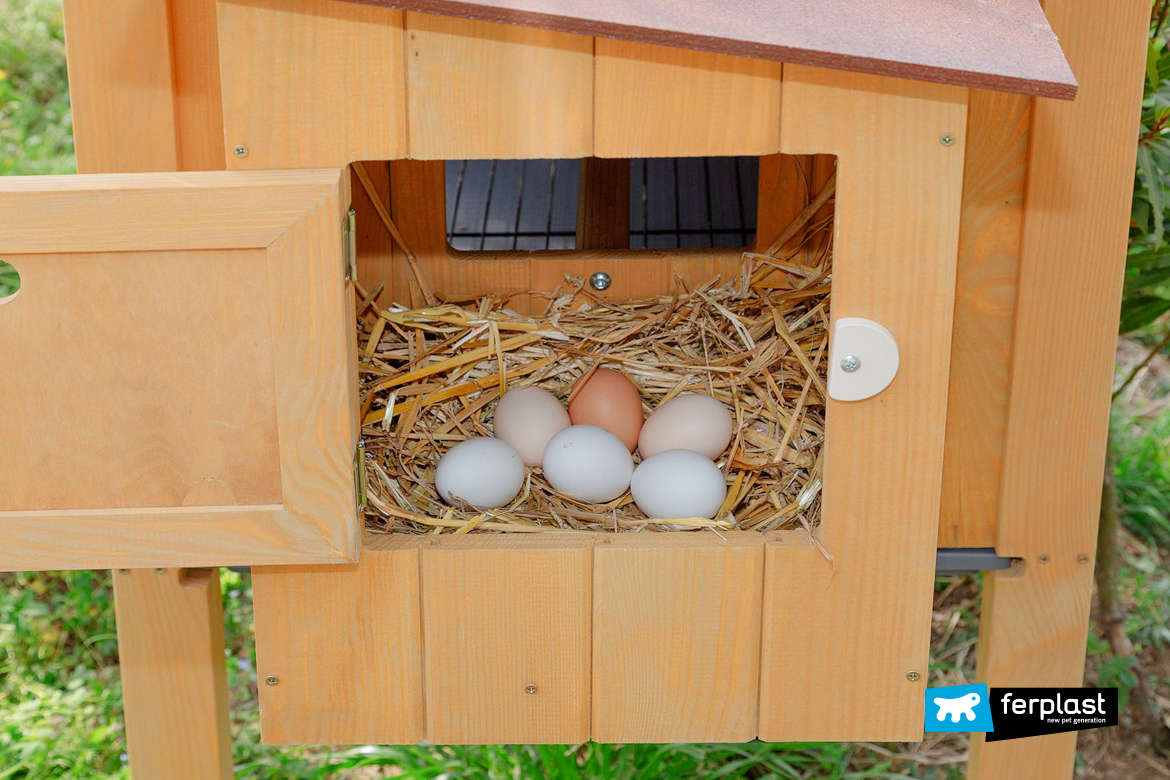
[{"left": 353, "top": 0, "right": 1077, "bottom": 99}]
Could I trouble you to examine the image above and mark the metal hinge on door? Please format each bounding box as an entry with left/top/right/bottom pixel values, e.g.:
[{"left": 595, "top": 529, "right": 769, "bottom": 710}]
[
  {"left": 343, "top": 205, "right": 357, "bottom": 283},
  {"left": 354, "top": 437, "right": 368, "bottom": 516}
]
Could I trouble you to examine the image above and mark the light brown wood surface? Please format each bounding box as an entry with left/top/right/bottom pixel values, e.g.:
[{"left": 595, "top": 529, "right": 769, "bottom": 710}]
[
  {"left": 0, "top": 170, "right": 358, "bottom": 570},
  {"left": 113, "top": 568, "right": 232, "bottom": 779},
  {"left": 591, "top": 533, "right": 764, "bottom": 743},
  {"left": 970, "top": 0, "right": 1150, "bottom": 777},
  {"left": 576, "top": 157, "right": 630, "bottom": 250},
  {"left": 938, "top": 89, "right": 1030, "bottom": 548},
  {"left": 252, "top": 537, "right": 425, "bottom": 744},
  {"left": 594, "top": 40, "right": 781, "bottom": 157},
  {"left": 404, "top": 12, "right": 593, "bottom": 159},
  {"left": 421, "top": 535, "right": 593, "bottom": 744},
  {"left": 62, "top": 0, "right": 179, "bottom": 172},
  {"left": 353, "top": 162, "right": 397, "bottom": 311},
  {"left": 759, "top": 66, "right": 967, "bottom": 741},
  {"left": 218, "top": 0, "right": 407, "bottom": 169},
  {"left": 171, "top": 0, "right": 226, "bottom": 171}
]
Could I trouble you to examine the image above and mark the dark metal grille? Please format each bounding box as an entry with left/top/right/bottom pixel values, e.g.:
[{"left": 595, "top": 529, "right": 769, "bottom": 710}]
[{"left": 445, "top": 157, "right": 759, "bottom": 252}]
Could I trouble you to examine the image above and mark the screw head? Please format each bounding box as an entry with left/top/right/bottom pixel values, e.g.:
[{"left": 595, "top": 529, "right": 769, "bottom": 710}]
[
  {"left": 940, "top": 132, "right": 955, "bottom": 147},
  {"left": 589, "top": 271, "right": 612, "bottom": 291},
  {"left": 264, "top": 675, "right": 279, "bottom": 686},
  {"left": 233, "top": 144, "right": 249, "bottom": 158},
  {"left": 1038, "top": 554, "right": 1050, "bottom": 564},
  {"left": 524, "top": 683, "right": 537, "bottom": 694},
  {"left": 154, "top": 568, "right": 166, "bottom": 574},
  {"left": 906, "top": 670, "right": 921, "bottom": 682},
  {"left": 840, "top": 354, "right": 861, "bottom": 373},
  {"left": 117, "top": 569, "right": 130, "bottom": 575},
  {"left": 1078, "top": 553, "right": 1090, "bottom": 564}
]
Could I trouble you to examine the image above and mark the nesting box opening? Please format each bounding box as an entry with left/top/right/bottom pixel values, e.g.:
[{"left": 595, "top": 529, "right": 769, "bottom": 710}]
[{"left": 352, "top": 153, "right": 836, "bottom": 536}]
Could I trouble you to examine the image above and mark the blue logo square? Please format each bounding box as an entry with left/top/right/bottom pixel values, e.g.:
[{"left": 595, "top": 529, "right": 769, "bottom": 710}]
[{"left": 924, "top": 683, "right": 995, "bottom": 732}]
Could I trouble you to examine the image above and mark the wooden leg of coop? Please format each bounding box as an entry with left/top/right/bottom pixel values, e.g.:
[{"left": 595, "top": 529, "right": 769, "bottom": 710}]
[
  {"left": 968, "top": 0, "right": 1149, "bottom": 777},
  {"left": 113, "top": 568, "right": 233, "bottom": 780}
]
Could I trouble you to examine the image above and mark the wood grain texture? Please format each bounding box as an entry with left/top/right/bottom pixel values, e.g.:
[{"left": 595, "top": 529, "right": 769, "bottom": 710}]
[
  {"left": 348, "top": 0, "right": 1076, "bottom": 98},
  {"left": 62, "top": 0, "right": 179, "bottom": 173},
  {"left": 171, "top": 0, "right": 227, "bottom": 171},
  {"left": 353, "top": 162, "right": 397, "bottom": 311},
  {"left": 421, "top": 535, "right": 592, "bottom": 744},
  {"left": 217, "top": 0, "right": 407, "bottom": 169},
  {"left": 937, "top": 89, "right": 1030, "bottom": 548},
  {"left": 970, "top": 0, "right": 1150, "bottom": 776},
  {"left": 759, "top": 67, "right": 967, "bottom": 741},
  {"left": 594, "top": 40, "right": 780, "bottom": 157},
  {"left": 252, "top": 536, "right": 425, "bottom": 745},
  {"left": 591, "top": 533, "right": 763, "bottom": 743},
  {"left": 0, "top": 170, "right": 358, "bottom": 570},
  {"left": 404, "top": 12, "right": 593, "bottom": 159},
  {"left": 113, "top": 568, "right": 232, "bottom": 779},
  {"left": 576, "top": 158, "right": 630, "bottom": 250}
]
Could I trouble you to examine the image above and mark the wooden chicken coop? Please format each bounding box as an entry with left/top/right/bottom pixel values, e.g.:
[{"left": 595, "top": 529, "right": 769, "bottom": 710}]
[{"left": 0, "top": 0, "right": 1151, "bottom": 777}]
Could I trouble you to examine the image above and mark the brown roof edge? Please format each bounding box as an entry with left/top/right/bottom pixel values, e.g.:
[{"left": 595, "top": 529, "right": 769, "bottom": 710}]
[{"left": 346, "top": 0, "right": 1079, "bottom": 100}]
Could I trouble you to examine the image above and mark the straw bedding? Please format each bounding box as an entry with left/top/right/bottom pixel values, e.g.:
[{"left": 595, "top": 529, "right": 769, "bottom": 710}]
[{"left": 356, "top": 181, "right": 833, "bottom": 536}]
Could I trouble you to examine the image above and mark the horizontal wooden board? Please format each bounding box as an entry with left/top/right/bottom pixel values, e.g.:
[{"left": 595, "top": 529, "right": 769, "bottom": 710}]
[{"left": 350, "top": 0, "right": 1076, "bottom": 98}]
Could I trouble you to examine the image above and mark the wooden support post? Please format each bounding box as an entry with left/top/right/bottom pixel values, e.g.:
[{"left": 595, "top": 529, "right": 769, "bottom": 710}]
[
  {"left": 113, "top": 569, "right": 233, "bottom": 780},
  {"left": 969, "top": 0, "right": 1149, "bottom": 777}
]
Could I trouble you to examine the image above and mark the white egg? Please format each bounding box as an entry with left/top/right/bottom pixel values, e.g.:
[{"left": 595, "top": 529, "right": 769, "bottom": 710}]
[
  {"left": 435, "top": 437, "right": 525, "bottom": 509},
  {"left": 638, "top": 393, "right": 733, "bottom": 460},
  {"left": 492, "top": 386, "right": 571, "bottom": 466},
  {"left": 542, "top": 424, "right": 634, "bottom": 503},
  {"left": 631, "top": 449, "right": 728, "bottom": 519}
]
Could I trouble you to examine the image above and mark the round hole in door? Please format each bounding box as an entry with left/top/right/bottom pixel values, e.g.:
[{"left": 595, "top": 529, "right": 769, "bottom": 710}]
[{"left": 0, "top": 258, "right": 20, "bottom": 305}]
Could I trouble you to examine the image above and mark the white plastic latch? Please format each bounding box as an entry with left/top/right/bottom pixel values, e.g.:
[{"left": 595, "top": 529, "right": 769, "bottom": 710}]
[{"left": 827, "top": 317, "right": 900, "bottom": 402}]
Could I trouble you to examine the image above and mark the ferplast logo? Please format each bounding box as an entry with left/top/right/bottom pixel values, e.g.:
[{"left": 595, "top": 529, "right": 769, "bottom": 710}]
[
  {"left": 924, "top": 684, "right": 994, "bottom": 733},
  {"left": 924, "top": 684, "right": 1119, "bottom": 741}
]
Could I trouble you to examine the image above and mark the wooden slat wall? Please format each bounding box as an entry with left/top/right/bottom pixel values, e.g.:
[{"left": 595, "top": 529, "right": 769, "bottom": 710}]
[
  {"left": 252, "top": 538, "right": 425, "bottom": 745},
  {"left": 593, "top": 41, "right": 781, "bottom": 158},
  {"left": 937, "top": 89, "right": 1031, "bottom": 548},
  {"left": 591, "top": 534, "right": 764, "bottom": 743},
  {"left": 421, "top": 536, "right": 593, "bottom": 744},
  {"left": 171, "top": 0, "right": 226, "bottom": 171},
  {"left": 759, "top": 67, "right": 967, "bottom": 741},
  {"left": 404, "top": 13, "right": 593, "bottom": 159},
  {"left": 217, "top": 0, "right": 407, "bottom": 170},
  {"left": 970, "top": 0, "right": 1150, "bottom": 777}
]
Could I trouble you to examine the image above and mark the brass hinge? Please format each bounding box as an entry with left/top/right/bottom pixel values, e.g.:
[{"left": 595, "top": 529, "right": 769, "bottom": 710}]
[
  {"left": 343, "top": 205, "right": 357, "bottom": 283},
  {"left": 354, "top": 437, "right": 368, "bottom": 516}
]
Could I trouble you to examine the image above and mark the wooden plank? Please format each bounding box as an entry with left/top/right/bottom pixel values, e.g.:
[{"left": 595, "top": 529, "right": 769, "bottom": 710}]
[
  {"left": 62, "top": 0, "right": 179, "bottom": 173},
  {"left": 969, "top": 0, "right": 1150, "bottom": 777},
  {"left": 576, "top": 158, "right": 630, "bottom": 250},
  {"left": 759, "top": 67, "right": 967, "bottom": 741},
  {"left": 113, "top": 568, "right": 232, "bottom": 779},
  {"left": 351, "top": 0, "right": 1076, "bottom": 98},
  {"left": 352, "top": 162, "right": 396, "bottom": 312},
  {"left": 252, "top": 536, "right": 425, "bottom": 745},
  {"left": 594, "top": 40, "right": 780, "bottom": 157},
  {"left": 404, "top": 12, "right": 593, "bottom": 159},
  {"left": 0, "top": 170, "right": 358, "bottom": 570},
  {"left": 591, "top": 533, "right": 763, "bottom": 743},
  {"left": 171, "top": 0, "right": 226, "bottom": 171},
  {"left": 217, "top": 0, "right": 407, "bottom": 169},
  {"left": 938, "top": 89, "right": 1030, "bottom": 548},
  {"left": 421, "top": 535, "right": 592, "bottom": 744}
]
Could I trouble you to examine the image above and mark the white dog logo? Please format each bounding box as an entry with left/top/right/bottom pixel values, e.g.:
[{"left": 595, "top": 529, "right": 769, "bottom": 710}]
[{"left": 934, "top": 692, "right": 981, "bottom": 723}]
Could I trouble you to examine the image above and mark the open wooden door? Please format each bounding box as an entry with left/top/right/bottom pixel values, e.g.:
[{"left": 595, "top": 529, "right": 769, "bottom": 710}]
[{"left": 0, "top": 170, "right": 360, "bottom": 570}]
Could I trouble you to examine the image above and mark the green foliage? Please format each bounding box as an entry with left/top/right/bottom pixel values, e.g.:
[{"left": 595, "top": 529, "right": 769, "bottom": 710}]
[
  {"left": 0, "top": 0, "right": 74, "bottom": 177},
  {"left": 1126, "top": 34, "right": 1170, "bottom": 332},
  {"left": 1112, "top": 405, "right": 1170, "bottom": 546}
]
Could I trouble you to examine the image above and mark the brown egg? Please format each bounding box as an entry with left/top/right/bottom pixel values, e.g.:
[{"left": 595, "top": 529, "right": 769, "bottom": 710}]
[{"left": 567, "top": 368, "right": 644, "bottom": 451}]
